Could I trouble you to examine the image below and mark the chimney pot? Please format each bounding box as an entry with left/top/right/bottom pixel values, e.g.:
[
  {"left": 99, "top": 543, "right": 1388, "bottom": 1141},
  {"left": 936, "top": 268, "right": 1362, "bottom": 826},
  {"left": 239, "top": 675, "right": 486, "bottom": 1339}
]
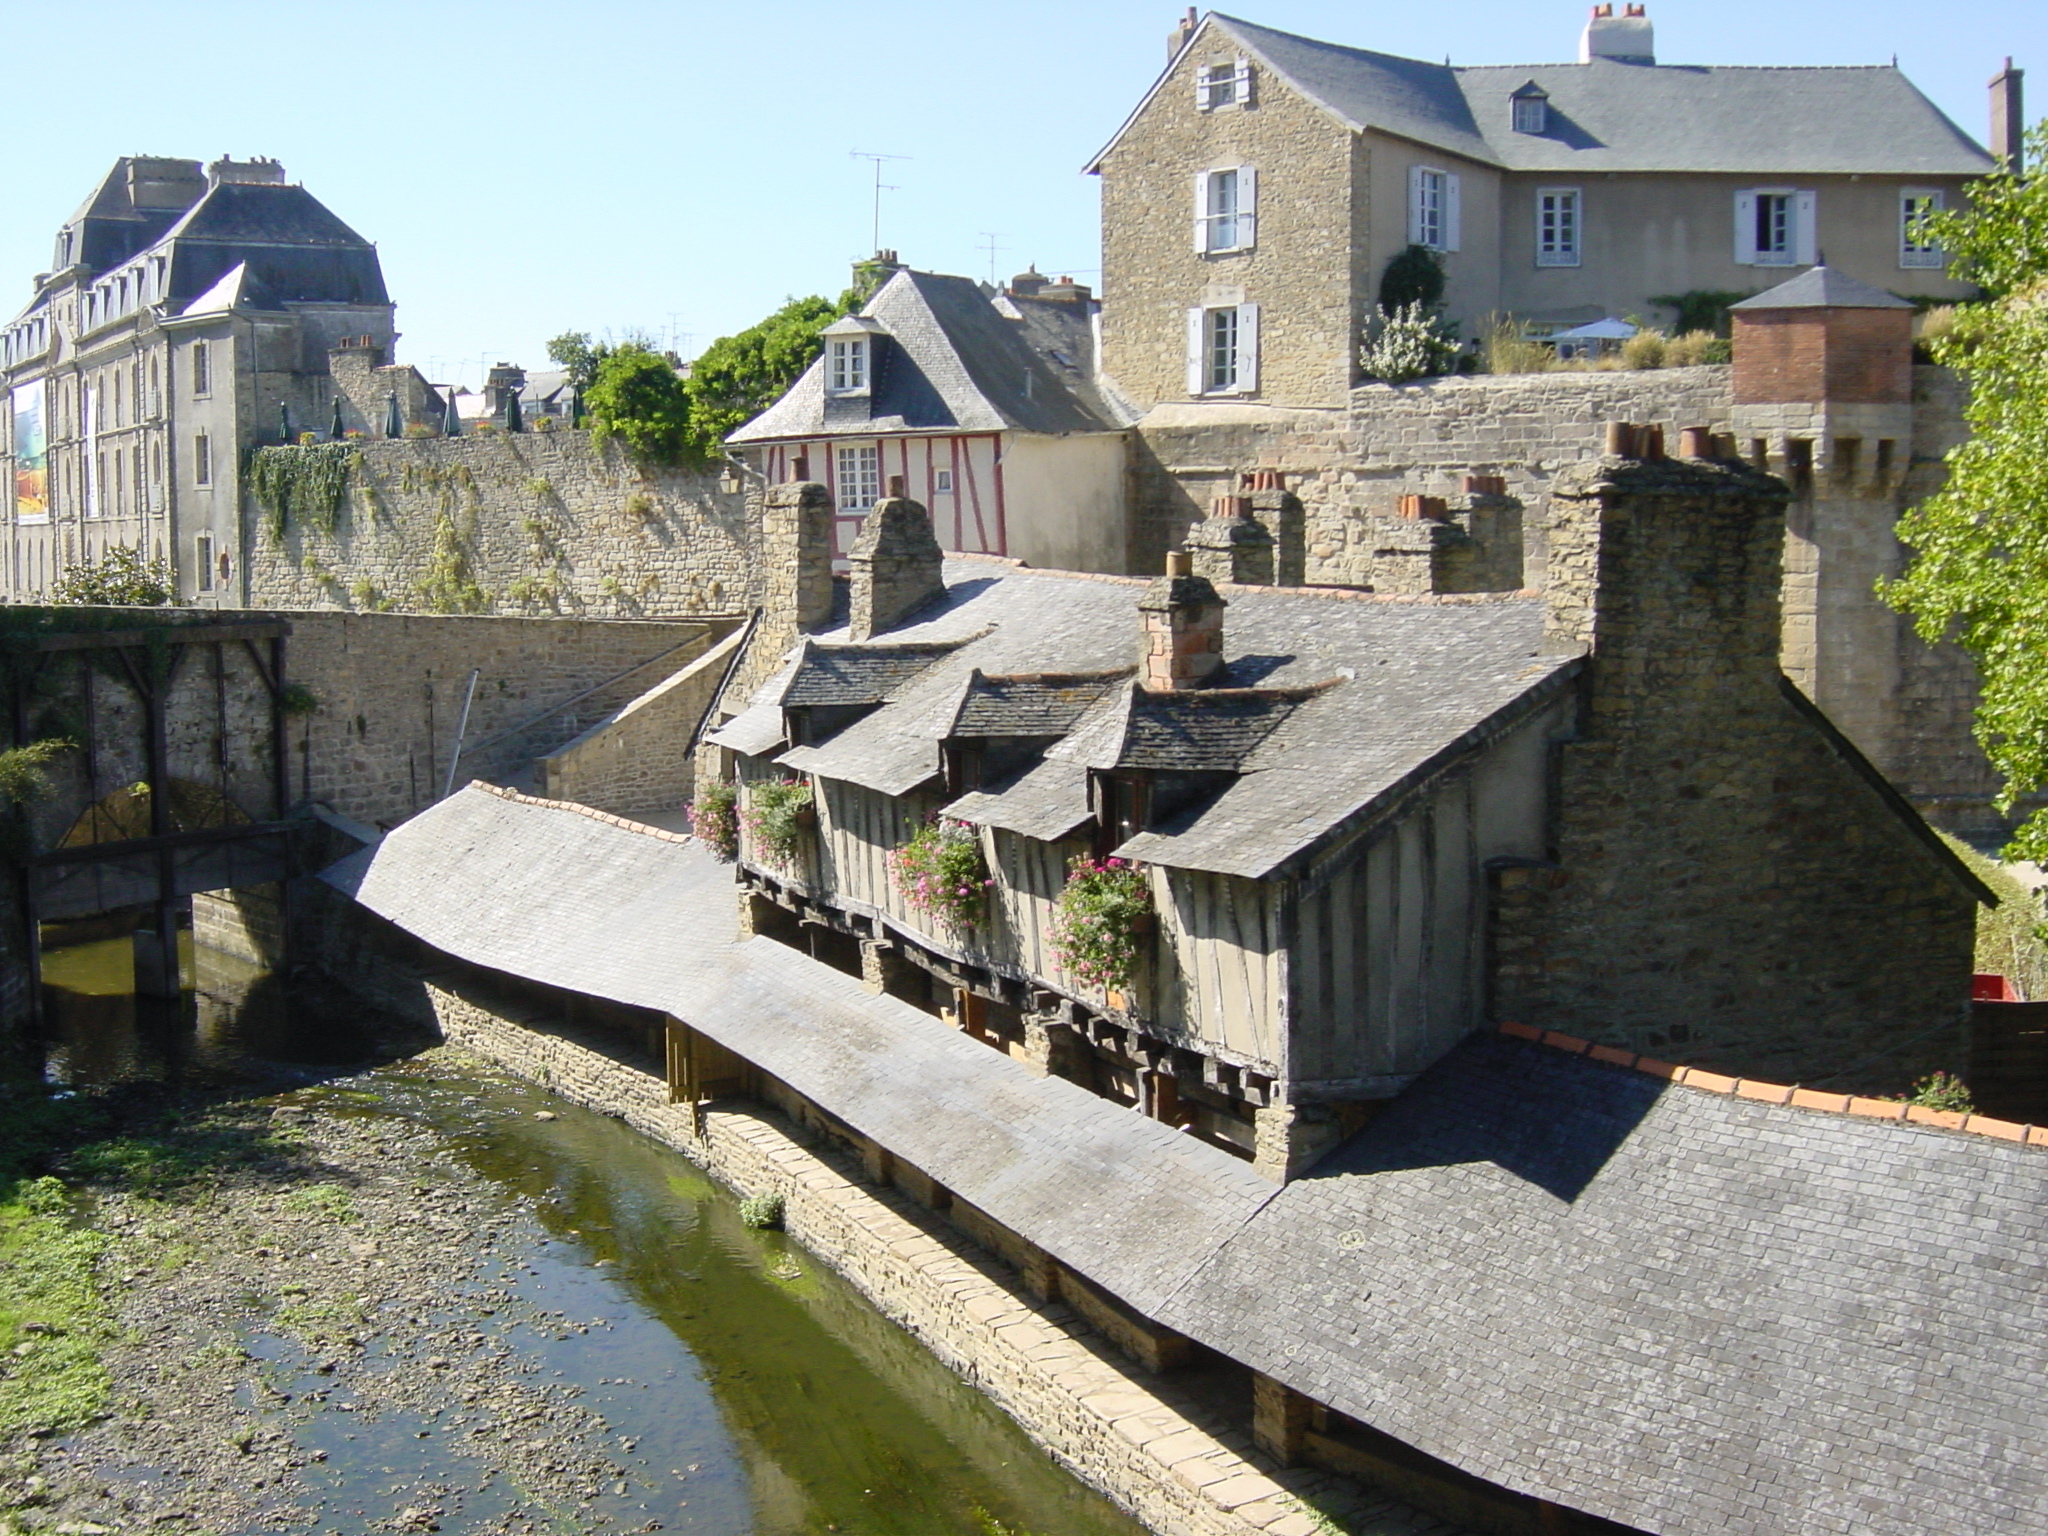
[
  {"left": 1605, "top": 421, "right": 1638, "bottom": 457},
  {"left": 1167, "top": 550, "right": 1193, "bottom": 578},
  {"left": 1464, "top": 473, "right": 1508, "bottom": 497},
  {"left": 887, "top": 474, "right": 905, "bottom": 499},
  {"left": 1679, "top": 426, "right": 1713, "bottom": 459},
  {"left": 1641, "top": 424, "right": 1666, "bottom": 461}
]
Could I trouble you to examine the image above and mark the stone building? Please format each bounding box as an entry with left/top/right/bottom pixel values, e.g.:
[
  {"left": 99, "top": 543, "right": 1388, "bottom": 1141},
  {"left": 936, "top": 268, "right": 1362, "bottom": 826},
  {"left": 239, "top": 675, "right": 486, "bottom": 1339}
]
[
  {"left": 729, "top": 264, "right": 1135, "bottom": 573},
  {"left": 1089, "top": 7, "right": 2003, "bottom": 409},
  {"left": 0, "top": 156, "right": 437, "bottom": 604},
  {"left": 327, "top": 452, "right": 2046, "bottom": 1536}
]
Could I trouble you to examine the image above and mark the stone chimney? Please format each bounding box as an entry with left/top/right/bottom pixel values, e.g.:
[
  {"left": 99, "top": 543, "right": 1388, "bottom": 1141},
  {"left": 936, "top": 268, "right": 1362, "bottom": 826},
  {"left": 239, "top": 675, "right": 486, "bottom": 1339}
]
[
  {"left": 1139, "top": 552, "right": 1227, "bottom": 691},
  {"left": 763, "top": 479, "right": 835, "bottom": 633},
  {"left": 850, "top": 477, "right": 945, "bottom": 641},
  {"left": 1008, "top": 266, "right": 1048, "bottom": 299},
  {"left": 1039, "top": 276, "right": 1094, "bottom": 306},
  {"left": 206, "top": 155, "right": 287, "bottom": 186},
  {"left": 1187, "top": 494, "right": 1276, "bottom": 586},
  {"left": 1169, "top": 6, "right": 1197, "bottom": 60},
  {"left": 1580, "top": 4, "right": 1654, "bottom": 65},
  {"left": 1991, "top": 58, "right": 2026, "bottom": 171},
  {"left": 1245, "top": 470, "right": 1305, "bottom": 586}
]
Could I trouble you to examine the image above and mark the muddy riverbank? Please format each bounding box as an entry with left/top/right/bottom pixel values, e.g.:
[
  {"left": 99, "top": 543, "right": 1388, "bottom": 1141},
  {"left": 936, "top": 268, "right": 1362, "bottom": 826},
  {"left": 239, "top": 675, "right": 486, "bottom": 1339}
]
[{"left": 0, "top": 1042, "right": 1144, "bottom": 1536}]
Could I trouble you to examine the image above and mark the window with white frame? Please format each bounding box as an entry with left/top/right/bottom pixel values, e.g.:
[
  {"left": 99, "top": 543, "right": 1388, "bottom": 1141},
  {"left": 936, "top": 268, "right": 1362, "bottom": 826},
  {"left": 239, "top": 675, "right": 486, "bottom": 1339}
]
[
  {"left": 1196, "top": 58, "right": 1251, "bottom": 111},
  {"left": 1511, "top": 93, "right": 1548, "bottom": 134},
  {"left": 827, "top": 337, "right": 868, "bottom": 394},
  {"left": 1536, "top": 188, "right": 1581, "bottom": 267},
  {"left": 193, "top": 433, "right": 211, "bottom": 487},
  {"left": 196, "top": 531, "right": 215, "bottom": 592},
  {"left": 1900, "top": 189, "right": 1945, "bottom": 269},
  {"left": 932, "top": 468, "right": 954, "bottom": 495},
  {"left": 836, "top": 444, "right": 880, "bottom": 513},
  {"left": 191, "top": 340, "right": 212, "bottom": 396},
  {"left": 1194, "top": 166, "right": 1257, "bottom": 254},
  {"left": 1734, "top": 189, "right": 1815, "bottom": 267},
  {"left": 1184, "top": 303, "right": 1260, "bottom": 396},
  {"left": 1408, "top": 167, "right": 1461, "bottom": 253}
]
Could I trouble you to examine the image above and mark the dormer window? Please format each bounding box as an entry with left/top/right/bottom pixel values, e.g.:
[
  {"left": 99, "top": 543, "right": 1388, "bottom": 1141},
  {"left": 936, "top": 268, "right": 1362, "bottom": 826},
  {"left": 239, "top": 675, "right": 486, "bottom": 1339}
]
[
  {"left": 1196, "top": 57, "right": 1252, "bottom": 112},
  {"left": 828, "top": 337, "right": 867, "bottom": 394},
  {"left": 1511, "top": 84, "right": 1549, "bottom": 134}
]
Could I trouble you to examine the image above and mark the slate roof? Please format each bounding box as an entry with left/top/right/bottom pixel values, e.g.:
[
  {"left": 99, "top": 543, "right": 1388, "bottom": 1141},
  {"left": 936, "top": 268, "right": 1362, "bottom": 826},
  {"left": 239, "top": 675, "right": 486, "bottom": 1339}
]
[
  {"left": 948, "top": 669, "right": 1131, "bottom": 739},
  {"left": 749, "top": 558, "right": 1583, "bottom": 878},
  {"left": 333, "top": 789, "right": 2048, "bottom": 1536},
  {"left": 1731, "top": 265, "right": 1918, "bottom": 310},
  {"left": 778, "top": 639, "right": 969, "bottom": 708},
  {"left": 1089, "top": 14, "right": 1993, "bottom": 177},
  {"left": 326, "top": 787, "right": 1274, "bottom": 1319},
  {"left": 728, "top": 269, "right": 1131, "bottom": 446},
  {"left": 159, "top": 182, "right": 388, "bottom": 310},
  {"left": 1096, "top": 683, "right": 1326, "bottom": 773}
]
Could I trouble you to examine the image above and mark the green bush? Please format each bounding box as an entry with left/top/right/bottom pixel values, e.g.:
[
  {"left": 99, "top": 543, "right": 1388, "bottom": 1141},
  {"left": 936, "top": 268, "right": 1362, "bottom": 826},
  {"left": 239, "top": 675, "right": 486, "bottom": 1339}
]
[
  {"left": 893, "top": 818, "right": 992, "bottom": 933},
  {"left": 740, "top": 777, "right": 814, "bottom": 869},
  {"left": 586, "top": 344, "right": 695, "bottom": 465},
  {"left": 49, "top": 545, "right": 173, "bottom": 605},
  {"left": 689, "top": 779, "right": 739, "bottom": 860},
  {"left": 1049, "top": 857, "right": 1153, "bottom": 994},
  {"left": 1360, "top": 303, "right": 1462, "bottom": 383},
  {"left": 1898, "top": 1071, "right": 1976, "bottom": 1114},
  {"left": 738, "top": 1190, "right": 785, "bottom": 1230},
  {"left": 1377, "top": 243, "right": 1446, "bottom": 311}
]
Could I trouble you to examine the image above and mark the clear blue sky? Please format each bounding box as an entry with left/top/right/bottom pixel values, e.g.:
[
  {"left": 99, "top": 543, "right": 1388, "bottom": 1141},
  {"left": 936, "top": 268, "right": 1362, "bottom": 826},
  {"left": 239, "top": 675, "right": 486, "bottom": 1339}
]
[{"left": 10, "top": 1, "right": 2040, "bottom": 390}]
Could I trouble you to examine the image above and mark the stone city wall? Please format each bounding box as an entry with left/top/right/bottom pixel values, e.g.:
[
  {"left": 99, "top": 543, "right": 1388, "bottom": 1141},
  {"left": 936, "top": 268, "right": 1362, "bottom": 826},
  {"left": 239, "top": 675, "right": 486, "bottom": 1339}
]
[
  {"left": 1130, "top": 365, "right": 1736, "bottom": 583},
  {"left": 282, "top": 610, "right": 729, "bottom": 828},
  {"left": 244, "top": 430, "right": 759, "bottom": 620},
  {"left": 420, "top": 973, "right": 1446, "bottom": 1536},
  {"left": 537, "top": 629, "right": 746, "bottom": 818}
]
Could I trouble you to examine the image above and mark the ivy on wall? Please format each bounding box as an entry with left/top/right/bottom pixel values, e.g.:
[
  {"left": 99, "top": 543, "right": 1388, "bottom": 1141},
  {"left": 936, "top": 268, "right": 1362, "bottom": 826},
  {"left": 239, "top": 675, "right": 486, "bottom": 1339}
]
[{"left": 247, "top": 443, "right": 359, "bottom": 541}]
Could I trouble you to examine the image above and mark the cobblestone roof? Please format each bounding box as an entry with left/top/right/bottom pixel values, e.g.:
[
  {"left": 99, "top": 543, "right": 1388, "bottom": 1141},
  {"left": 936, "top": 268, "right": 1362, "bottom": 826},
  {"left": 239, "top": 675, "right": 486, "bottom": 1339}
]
[
  {"left": 334, "top": 789, "right": 2048, "bottom": 1536},
  {"left": 742, "top": 559, "right": 1582, "bottom": 878}
]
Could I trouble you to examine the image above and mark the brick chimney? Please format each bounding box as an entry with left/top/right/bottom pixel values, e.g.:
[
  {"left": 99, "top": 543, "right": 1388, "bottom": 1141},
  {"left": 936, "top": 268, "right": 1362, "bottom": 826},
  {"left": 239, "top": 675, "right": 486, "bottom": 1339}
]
[
  {"left": 850, "top": 477, "right": 945, "bottom": 641},
  {"left": 1991, "top": 58, "right": 2026, "bottom": 171},
  {"left": 1245, "top": 470, "right": 1305, "bottom": 586},
  {"left": 1186, "top": 493, "right": 1276, "bottom": 585},
  {"left": 1139, "top": 552, "right": 1227, "bottom": 691}
]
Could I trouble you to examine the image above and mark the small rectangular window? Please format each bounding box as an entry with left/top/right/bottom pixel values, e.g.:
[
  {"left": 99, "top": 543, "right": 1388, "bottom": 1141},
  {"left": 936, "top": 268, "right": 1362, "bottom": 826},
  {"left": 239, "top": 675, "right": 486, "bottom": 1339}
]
[
  {"left": 932, "top": 468, "right": 954, "bottom": 495},
  {"left": 1207, "top": 307, "right": 1239, "bottom": 392},
  {"left": 196, "top": 532, "right": 215, "bottom": 592},
  {"left": 1185, "top": 304, "right": 1259, "bottom": 396},
  {"left": 1408, "top": 167, "right": 1460, "bottom": 253},
  {"left": 1537, "top": 188, "right": 1581, "bottom": 267},
  {"left": 191, "top": 341, "right": 211, "bottom": 396},
  {"left": 827, "top": 337, "right": 868, "bottom": 393},
  {"left": 1196, "top": 58, "right": 1250, "bottom": 111},
  {"left": 194, "top": 433, "right": 211, "bottom": 486},
  {"left": 1193, "top": 167, "right": 1257, "bottom": 254},
  {"left": 836, "top": 444, "right": 880, "bottom": 513},
  {"left": 1736, "top": 189, "right": 1814, "bottom": 266},
  {"left": 1900, "top": 189, "right": 1945, "bottom": 269}
]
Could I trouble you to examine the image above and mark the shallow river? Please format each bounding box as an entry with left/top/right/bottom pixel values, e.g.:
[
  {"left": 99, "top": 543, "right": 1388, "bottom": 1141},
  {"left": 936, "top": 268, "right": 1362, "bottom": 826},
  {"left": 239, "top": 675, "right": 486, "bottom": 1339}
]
[{"left": 39, "top": 937, "right": 1146, "bottom": 1535}]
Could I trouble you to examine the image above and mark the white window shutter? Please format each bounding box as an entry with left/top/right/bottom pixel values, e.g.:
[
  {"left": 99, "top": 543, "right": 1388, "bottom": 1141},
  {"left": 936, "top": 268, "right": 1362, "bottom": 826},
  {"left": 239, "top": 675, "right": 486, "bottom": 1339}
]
[
  {"left": 1734, "top": 190, "right": 1757, "bottom": 265},
  {"left": 1238, "top": 165, "right": 1258, "bottom": 249},
  {"left": 1794, "top": 191, "right": 1818, "bottom": 266},
  {"left": 1445, "top": 173, "right": 1463, "bottom": 253},
  {"left": 1194, "top": 68, "right": 1210, "bottom": 112},
  {"left": 1186, "top": 308, "right": 1207, "bottom": 395},
  {"left": 1407, "top": 166, "right": 1425, "bottom": 244},
  {"left": 1236, "top": 304, "right": 1259, "bottom": 394},
  {"left": 1234, "top": 57, "right": 1253, "bottom": 106},
  {"left": 1193, "top": 170, "right": 1211, "bottom": 253}
]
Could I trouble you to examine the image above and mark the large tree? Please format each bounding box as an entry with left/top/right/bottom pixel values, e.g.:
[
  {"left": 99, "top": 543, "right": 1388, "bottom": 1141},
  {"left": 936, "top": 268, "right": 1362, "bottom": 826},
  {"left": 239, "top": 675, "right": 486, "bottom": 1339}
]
[{"left": 1886, "top": 122, "right": 2048, "bottom": 854}]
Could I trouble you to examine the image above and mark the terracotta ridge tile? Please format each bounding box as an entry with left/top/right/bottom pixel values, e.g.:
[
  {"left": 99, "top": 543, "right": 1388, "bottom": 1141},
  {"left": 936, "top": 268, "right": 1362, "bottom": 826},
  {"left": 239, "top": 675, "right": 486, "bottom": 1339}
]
[{"left": 1494, "top": 1023, "right": 2040, "bottom": 1151}]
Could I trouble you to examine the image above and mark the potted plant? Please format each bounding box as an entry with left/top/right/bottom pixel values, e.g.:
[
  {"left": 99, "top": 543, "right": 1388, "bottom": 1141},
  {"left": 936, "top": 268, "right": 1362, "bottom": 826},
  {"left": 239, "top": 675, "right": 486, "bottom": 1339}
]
[
  {"left": 892, "top": 817, "right": 993, "bottom": 935},
  {"left": 1049, "top": 856, "right": 1153, "bottom": 1002},
  {"left": 740, "top": 777, "right": 815, "bottom": 870},
  {"left": 688, "top": 779, "right": 739, "bottom": 860}
]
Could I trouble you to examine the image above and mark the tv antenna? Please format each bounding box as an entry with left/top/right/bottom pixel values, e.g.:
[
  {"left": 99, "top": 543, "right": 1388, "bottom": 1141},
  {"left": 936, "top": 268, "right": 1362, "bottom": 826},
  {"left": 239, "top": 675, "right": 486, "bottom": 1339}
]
[
  {"left": 977, "top": 232, "right": 1007, "bottom": 286},
  {"left": 849, "top": 151, "right": 910, "bottom": 253}
]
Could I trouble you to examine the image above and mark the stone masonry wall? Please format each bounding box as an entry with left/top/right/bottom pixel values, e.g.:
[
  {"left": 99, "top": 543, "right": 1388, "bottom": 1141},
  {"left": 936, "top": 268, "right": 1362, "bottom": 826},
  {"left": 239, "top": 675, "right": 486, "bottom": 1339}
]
[
  {"left": 1491, "top": 454, "right": 1980, "bottom": 1091},
  {"left": 417, "top": 971, "right": 1453, "bottom": 1536},
  {"left": 282, "top": 611, "right": 722, "bottom": 828},
  {"left": 1130, "top": 366, "right": 1734, "bottom": 582},
  {"left": 537, "top": 629, "right": 744, "bottom": 817},
  {"left": 244, "top": 430, "right": 758, "bottom": 620}
]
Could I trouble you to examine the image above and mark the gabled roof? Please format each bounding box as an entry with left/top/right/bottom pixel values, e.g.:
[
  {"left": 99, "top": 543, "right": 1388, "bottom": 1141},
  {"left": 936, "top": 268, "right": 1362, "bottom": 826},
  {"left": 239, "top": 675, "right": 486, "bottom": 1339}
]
[
  {"left": 948, "top": 669, "right": 1131, "bottom": 739},
  {"left": 1088, "top": 13, "right": 1993, "bottom": 177},
  {"left": 728, "top": 269, "right": 1130, "bottom": 446},
  {"left": 739, "top": 557, "right": 1583, "bottom": 878},
  {"left": 778, "top": 638, "right": 970, "bottom": 708},
  {"left": 1091, "top": 682, "right": 1327, "bottom": 773}
]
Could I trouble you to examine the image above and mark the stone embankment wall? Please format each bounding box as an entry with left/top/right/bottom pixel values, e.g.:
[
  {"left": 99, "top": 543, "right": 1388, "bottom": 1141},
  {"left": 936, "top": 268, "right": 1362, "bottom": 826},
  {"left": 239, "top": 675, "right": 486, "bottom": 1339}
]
[
  {"left": 283, "top": 611, "right": 731, "bottom": 828},
  {"left": 421, "top": 973, "right": 1444, "bottom": 1536},
  {"left": 537, "top": 629, "right": 746, "bottom": 817},
  {"left": 1131, "top": 366, "right": 1736, "bottom": 584},
  {"left": 244, "top": 431, "right": 758, "bottom": 620}
]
